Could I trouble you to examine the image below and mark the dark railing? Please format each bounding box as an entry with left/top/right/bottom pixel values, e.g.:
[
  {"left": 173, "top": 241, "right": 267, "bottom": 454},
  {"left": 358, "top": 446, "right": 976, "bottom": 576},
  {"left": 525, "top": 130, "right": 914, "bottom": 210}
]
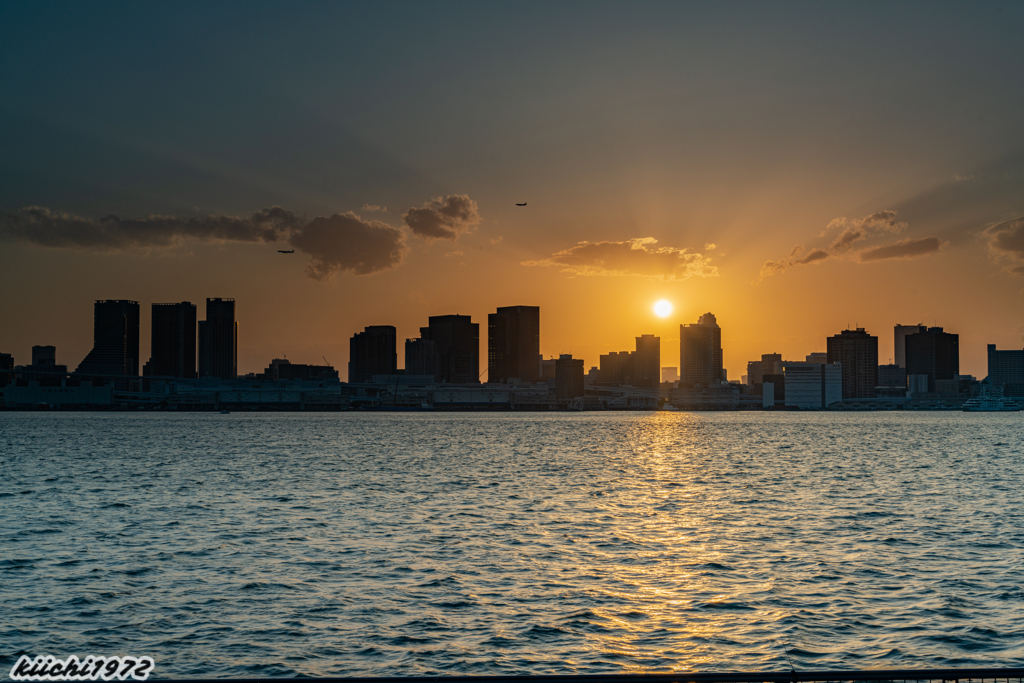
[{"left": 159, "top": 669, "right": 1024, "bottom": 683}]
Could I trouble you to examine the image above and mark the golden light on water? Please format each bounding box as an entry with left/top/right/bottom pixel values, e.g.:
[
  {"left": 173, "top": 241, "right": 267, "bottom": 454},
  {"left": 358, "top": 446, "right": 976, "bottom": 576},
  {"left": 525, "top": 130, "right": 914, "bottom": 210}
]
[{"left": 654, "top": 300, "right": 673, "bottom": 318}]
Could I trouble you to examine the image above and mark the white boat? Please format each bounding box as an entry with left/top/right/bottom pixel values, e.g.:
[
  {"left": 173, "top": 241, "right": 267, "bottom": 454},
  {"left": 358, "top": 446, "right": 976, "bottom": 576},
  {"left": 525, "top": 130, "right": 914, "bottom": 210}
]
[{"left": 962, "top": 387, "right": 1021, "bottom": 412}]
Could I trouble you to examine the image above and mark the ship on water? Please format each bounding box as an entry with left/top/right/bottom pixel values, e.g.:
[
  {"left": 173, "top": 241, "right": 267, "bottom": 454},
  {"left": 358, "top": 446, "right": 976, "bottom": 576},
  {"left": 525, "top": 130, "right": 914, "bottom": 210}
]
[{"left": 962, "top": 386, "right": 1021, "bottom": 412}]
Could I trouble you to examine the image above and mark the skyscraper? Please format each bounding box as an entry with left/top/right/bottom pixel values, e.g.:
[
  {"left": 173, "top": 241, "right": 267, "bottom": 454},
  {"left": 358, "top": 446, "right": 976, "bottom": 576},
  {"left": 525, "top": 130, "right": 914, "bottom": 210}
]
[
  {"left": 487, "top": 305, "right": 540, "bottom": 383},
  {"left": 75, "top": 300, "right": 140, "bottom": 377},
  {"left": 633, "top": 334, "right": 661, "bottom": 390},
  {"left": 905, "top": 327, "right": 959, "bottom": 392},
  {"left": 826, "top": 328, "right": 878, "bottom": 399},
  {"left": 404, "top": 337, "right": 438, "bottom": 379},
  {"left": 894, "top": 324, "right": 925, "bottom": 368},
  {"left": 198, "top": 298, "right": 237, "bottom": 380},
  {"left": 986, "top": 344, "right": 1024, "bottom": 397},
  {"left": 348, "top": 326, "right": 397, "bottom": 383},
  {"left": 555, "top": 354, "right": 584, "bottom": 400},
  {"left": 420, "top": 315, "right": 479, "bottom": 383},
  {"left": 679, "top": 312, "right": 722, "bottom": 386},
  {"left": 599, "top": 351, "right": 633, "bottom": 385},
  {"left": 148, "top": 302, "right": 197, "bottom": 378}
]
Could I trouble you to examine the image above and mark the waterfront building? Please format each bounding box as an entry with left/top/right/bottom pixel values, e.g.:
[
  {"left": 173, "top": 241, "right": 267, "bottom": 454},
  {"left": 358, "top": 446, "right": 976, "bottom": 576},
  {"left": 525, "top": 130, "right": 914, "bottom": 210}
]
[
  {"left": 905, "top": 327, "right": 959, "bottom": 392},
  {"left": 747, "top": 353, "right": 783, "bottom": 388},
  {"left": 783, "top": 362, "right": 842, "bottom": 409},
  {"left": 805, "top": 352, "right": 828, "bottom": 364},
  {"left": 487, "top": 305, "right": 540, "bottom": 383},
  {"left": 0, "top": 352, "right": 13, "bottom": 387},
  {"left": 894, "top": 324, "right": 926, "bottom": 368},
  {"left": 633, "top": 334, "right": 661, "bottom": 390},
  {"left": 555, "top": 354, "right": 584, "bottom": 400},
  {"left": 261, "top": 358, "right": 337, "bottom": 381},
  {"left": 147, "top": 302, "right": 197, "bottom": 378},
  {"left": 877, "top": 363, "right": 907, "bottom": 389},
  {"left": 405, "top": 337, "right": 438, "bottom": 379},
  {"left": 826, "top": 328, "right": 878, "bottom": 399},
  {"left": 987, "top": 344, "right": 1024, "bottom": 397},
  {"left": 680, "top": 312, "right": 723, "bottom": 386},
  {"left": 599, "top": 350, "right": 633, "bottom": 385},
  {"left": 349, "top": 325, "right": 397, "bottom": 383},
  {"left": 420, "top": 315, "right": 479, "bottom": 383},
  {"left": 540, "top": 357, "right": 557, "bottom": 381},
  {"left": 198, "top": 298, "right": 237, "bottom": 380},
  {"left": 75, "top": 300, "right": 140, "bottom": 377}
]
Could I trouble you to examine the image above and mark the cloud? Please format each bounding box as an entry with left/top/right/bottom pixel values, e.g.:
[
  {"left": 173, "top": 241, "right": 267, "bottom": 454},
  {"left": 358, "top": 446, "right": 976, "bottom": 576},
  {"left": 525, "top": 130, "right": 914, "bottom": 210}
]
[
  {"left": 858, "top": 236, "right": 943, "bottom": 262},
  {"left": 704, "top": 243, "right": 717, "bottom": 250},
  {"left": 361, "top": 204, "right": 387, "bottom": 213},
  {"left": 985, "top": 216, "right": 1024, "bottom": 275},
  {"left": 0, "top": 205, "right": 406, "bottom": 278},
  {"left": 759, "top": 210, "right": 929, "bottom": 281},
  {"left": 402, "top": 194, "right": 480, "bottom": 241},
  {"left": 524, "top": 237, "right": 717, "bottom": 280},
  {"left": 289, "top": 212, "right": 406, "bottom": 279},
  {"left": 0, "top": 205, "right": 301, "bottom": 250},
  {"left": 824, "top": 210, "right": 907, "bottom": 252}
]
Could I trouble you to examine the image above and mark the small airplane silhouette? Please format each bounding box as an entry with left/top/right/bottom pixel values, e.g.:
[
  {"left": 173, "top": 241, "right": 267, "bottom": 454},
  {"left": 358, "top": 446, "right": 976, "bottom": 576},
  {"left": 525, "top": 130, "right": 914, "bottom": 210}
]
[
  {"left": 516, "top": 202, "right": 527, "bottom": 206},
  {"left": 277, "top": 250, "right": 294, "bottom": 253}
]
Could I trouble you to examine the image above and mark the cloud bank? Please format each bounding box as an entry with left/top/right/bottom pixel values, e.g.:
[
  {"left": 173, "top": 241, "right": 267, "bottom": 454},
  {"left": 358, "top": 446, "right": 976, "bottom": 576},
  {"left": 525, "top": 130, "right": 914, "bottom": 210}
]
[
  {"left": 402, "top": 195, "right": 480, "bottom": 241},
  {"left": 985, "top": 216, "right": 1024, "bottom": 275},
  {"left": 524, "top": 237, "right": 717, "bottom": 280},
  {"left": 289, "top": 212, "right": 407, "bottom": 279},
  {"left": 759, "top": 210, "right": 942, "bottom": 281}
]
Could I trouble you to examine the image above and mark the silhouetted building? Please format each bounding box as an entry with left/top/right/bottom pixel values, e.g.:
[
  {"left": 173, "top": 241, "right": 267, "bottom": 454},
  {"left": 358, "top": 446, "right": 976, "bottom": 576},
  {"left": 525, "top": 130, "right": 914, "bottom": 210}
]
[
  {"left": 877, "top": 363, "right": 907, "bottom": 389},
  {"left": 420, "top": 315, "right": 479, "bottom": 383},
  {"left": 599, "top": 351, "right": 633, "bottom": 385},
  {"left": 783, "top": 362, "right": 842, "bottom": 409},
  {"left": 905, "top": 327, "right": 959, "bottom": 393},
  {"left": 894, "top": 324, "right": 925, "bottom": 368},
  {"left": 405, "top": 337, "right": 438, "bottom": 379},
  {"left": 987, "top": 344, "right": 1024, "bottom": 397},
  {"left": 763, "top": 373, "right": 786, "bottom": 401},
  {"left": 21, "top": 345, "right": 67, "bottom": 386},
  {"left": 555, "top": 354, "right": 584, "bottom": 400},
  {"left": 349, "top": 325, "right": 397, "bottom": 383},
  {"left": 0, "top": 352, "right": 12, "bottom": 386},
  {"left": 540, "top": 357, "right": 557, "bottom": 381},
  {"left": 32, "top": 345, "right": 56, "bottom": 366},
  {"left": 805, "top": 352, "right": 828, "bottom": 364},
  {"left": 262, "top": 358, "right": 337, "bottom": 381},
  {"left": 826, "top": 328, "right": 878, "bottom": 399},
  {"left": 198, "top": 298, "right": 237, "bottom": 380},
  {"left": 680, "top": 313, "right": 723, "bottom": 386},
  {"left": 488, "top": 305, "right": 540, "bottom": 383},
  {"left": 747, "top": 353, "right": 783, "bottom": 390},
  {"left": 661, "top": 367, "right": 679, "bottom": 383},
  {"left": 633, "top": 334, "right": 661, "bottom": 390},
  {"left": 75, "top": 300, "right": 140, "bottom": 377},
  {"left": 147, "top": 302, "right": 197, "bottom": 378}
]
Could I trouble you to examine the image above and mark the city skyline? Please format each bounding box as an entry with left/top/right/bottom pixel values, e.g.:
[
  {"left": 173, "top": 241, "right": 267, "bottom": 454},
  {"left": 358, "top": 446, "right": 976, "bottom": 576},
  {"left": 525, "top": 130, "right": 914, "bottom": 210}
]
[{"left": 2, "top": 4, "right": 1024, "bottom": 380}]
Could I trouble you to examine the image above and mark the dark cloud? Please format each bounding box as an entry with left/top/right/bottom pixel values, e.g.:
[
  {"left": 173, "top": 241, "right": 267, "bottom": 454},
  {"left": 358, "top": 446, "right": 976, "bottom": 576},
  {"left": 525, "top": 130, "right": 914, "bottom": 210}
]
[
  {"left": 0, "top": 205, "right": 406, "bottom": 278},
  {"left": 402, "top": 195, "right": 480, "bottom": 241},
  {"left": 985, "top": 217, "right": 1024, "bottom": 275},
  {"left": 826, "top": 210, "right": 906, "bottom": 252},
  {"left": 0, "top": 205, "right": 301, "bottom": 250},
  {"left": 858, "top": 236, "right": 942, "bottom": 262},
  {"left": 524, "top": 237, "right": 716, "bottom": 280},
  {"left": 289, "top": 212, "right": 406, "bottom": 278}
]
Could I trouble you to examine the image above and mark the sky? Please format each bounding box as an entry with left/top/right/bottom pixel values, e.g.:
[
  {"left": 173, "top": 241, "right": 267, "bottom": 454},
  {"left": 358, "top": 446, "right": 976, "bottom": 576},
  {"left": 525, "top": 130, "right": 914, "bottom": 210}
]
[{"left": 2, "top": 1, "right": 1024, "bottom": 380}]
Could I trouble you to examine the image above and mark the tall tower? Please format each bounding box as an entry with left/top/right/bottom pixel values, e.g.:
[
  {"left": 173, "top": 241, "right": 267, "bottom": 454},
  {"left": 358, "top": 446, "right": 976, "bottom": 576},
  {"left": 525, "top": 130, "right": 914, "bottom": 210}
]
[
  {"left": 905, "top": 327, "right": 959, "bottom": 392},
  {"left": 826, "top": 328, "right": 878, "bottom": 399},
  {"left": 198, "top": 298, "right": 237, "bottom": 380},
  {"left": 420, "top": 314, "right": 479, "bottom": 384},
  {"left": 633, "top": 334, "right": 661, "bottom": 389},
  {"left": 488, "top": 305, "right": 540, "bottom": 383},
  {"left": 348, "top": 326, "right": 397, "bottom": 383},
  {"left": 148, "top": 302, "right": 197, "bottom": 378},
  {"left": 894, "top": 324, "right": 925, "bottom": 368},
  {"left": 679, "top": 312, "right": 722, "bottom": 386},
  {"left": 75, "top": 300, "right": 140, "bottom": 377}
]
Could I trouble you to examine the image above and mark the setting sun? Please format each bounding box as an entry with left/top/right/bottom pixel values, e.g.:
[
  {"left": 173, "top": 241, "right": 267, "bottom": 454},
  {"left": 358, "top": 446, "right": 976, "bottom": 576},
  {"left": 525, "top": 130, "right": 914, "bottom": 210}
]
[{"left": 653, "top": 300, "right": 673, "bottom": 318}]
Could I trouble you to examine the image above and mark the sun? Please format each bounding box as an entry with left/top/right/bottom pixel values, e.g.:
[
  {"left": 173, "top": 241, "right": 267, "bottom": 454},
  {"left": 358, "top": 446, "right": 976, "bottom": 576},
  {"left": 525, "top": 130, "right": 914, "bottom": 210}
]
[{"left": 653, "top": 299, "right": 673, "bottom": 318}]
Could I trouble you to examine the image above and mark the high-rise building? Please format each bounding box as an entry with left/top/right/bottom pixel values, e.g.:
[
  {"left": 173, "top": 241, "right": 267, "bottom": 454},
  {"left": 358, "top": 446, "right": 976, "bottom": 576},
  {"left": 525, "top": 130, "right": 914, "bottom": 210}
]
[
  {"left": 75, "top": 300, "right": 140, "bottom": 377},
  {"left": 894, "top": 324, "right": 925, "bottom": 368},
  {"left": 405, "top": 337, "right": 438, "bottom": 379},
  {"left": 679, "top": 312, "right": 722, "bottom": 386},
  {"left": 805, "top": 352, "right": 828, "bottom": 364},
  {"left": 877, "top": 363, "right": 907, "bottom": 389},
  {"left": 487, "top": 305, "right": 540, "bottom": 383},
  {"left": 633, "top": 334, "right": 661, "bottom": 389},
  {"left": 348, "top": 325, "right": 397, "bottom": 383},
  {"left": 420, "top": 315, "right": 479, "bottom": 383},
  {"left": 826, "top": 328, "right": 878, "bottom": 399},
  {"left": 783, "top": 362, "right": 842, "bottom": 409},
  {"left": 0, "top": 352, "right": 13, "bottom": 387},
  {"left": 747, "top": 353, "right": 783, "bottom": 387},
  {"left": 599, "top": 351, "right": 633, "bottom": 385},
  {"left": 147, "top": 302, "right": 197, "bottom": 378},
  {"left": 198, "top": 298, "right": 237, "bottom": 380},
  {"left": 555, "top": 354, "right": 585, "bottom": 400},
  {"left": 32, "top": 345, "right": 56, "bottom": 367},
  {"left": 904, "top": 327, "right": 959, "bottom": 393},
  {"left": 987, "top": 344, "right": 1024, "bottom": 397}
]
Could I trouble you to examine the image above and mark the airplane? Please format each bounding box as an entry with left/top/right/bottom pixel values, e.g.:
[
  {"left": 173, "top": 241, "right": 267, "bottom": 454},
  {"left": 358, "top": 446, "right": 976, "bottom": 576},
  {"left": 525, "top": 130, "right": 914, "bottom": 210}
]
[
  {"left": 278, "top": 250, "right": 295, "bottom": 253},
  {"left": 516, "top": 202, "right": 527, "bottom": 206}
]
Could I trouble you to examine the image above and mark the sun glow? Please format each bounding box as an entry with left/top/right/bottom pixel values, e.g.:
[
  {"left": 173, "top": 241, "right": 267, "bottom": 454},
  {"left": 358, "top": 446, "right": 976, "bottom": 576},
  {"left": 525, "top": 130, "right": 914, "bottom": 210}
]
[{"left": 654, "top": 299, "right": 673, "bottom": 317}]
